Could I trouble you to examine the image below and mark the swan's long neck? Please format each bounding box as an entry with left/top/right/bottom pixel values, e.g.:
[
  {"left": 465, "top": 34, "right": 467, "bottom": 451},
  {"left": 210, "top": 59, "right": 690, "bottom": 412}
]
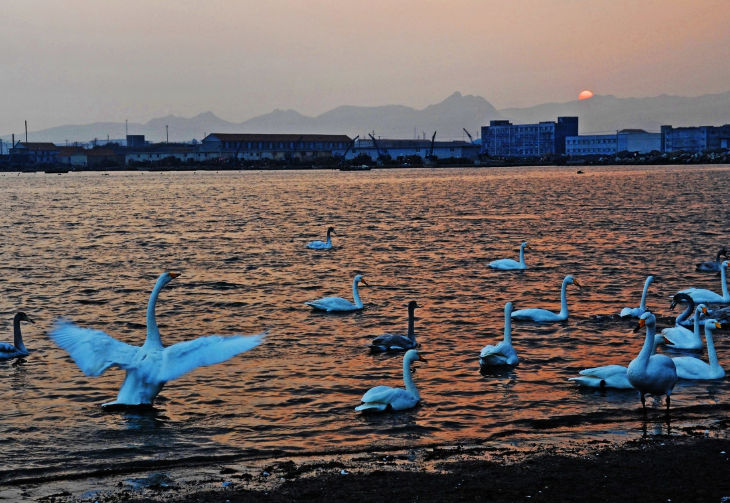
[
  {"left": 636, "top": 321, "right": 657, "bottom": 370},
  {"left": 519, "top": 246, "right": 526, "bottom": 267},
  {"left": 407, "top": 307, "right": 416, "bottom": 343},
  {"left": 403, "top": 357, "right": 420, "bottom": 400},
  {"left": 693, "top": 308, "right": 703, "bottom": 338},
  {"left": 145, "top": 280, "right": 165, "bottom": 348},
  {"left": 639, "top": 277, "right": 652, "bottom": 311},
  {"left": 326, "top": 229, "right": 332, "bottom": 246},
  {"left": 716, "top": 250, "right": 724, "bottom": 265},
  {"left": 676, "top": 301, "right": 694, "bottom": 325},
  {"left": 503, "top": 306, "right": 512, "bottom": 345},
  {"left": 721, "top": 265, "right": 729, "bottom": 299},
  {"left": 704, "top": 325, "right": 720, "bottom": 371},
  {"left": 13, "top": 318, "right": 26, "bottom": 352},
  {"left": 352, "top": 279, "right": 363, "bottom": 309},
  {"left": 558, "top": 278, "right": 570, "bottom": 317}
]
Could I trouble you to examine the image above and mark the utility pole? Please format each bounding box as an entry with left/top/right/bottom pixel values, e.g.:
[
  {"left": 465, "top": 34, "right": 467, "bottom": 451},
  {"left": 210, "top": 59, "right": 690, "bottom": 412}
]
[
  {"left": 166, "top": 124, "right": 169, "bottom": 143},
  {"left": 125, "top": 119, "right": 128, "bottom": 137},
  {"left": 25, "top": 120, "right": 28, "bottom": 143}
]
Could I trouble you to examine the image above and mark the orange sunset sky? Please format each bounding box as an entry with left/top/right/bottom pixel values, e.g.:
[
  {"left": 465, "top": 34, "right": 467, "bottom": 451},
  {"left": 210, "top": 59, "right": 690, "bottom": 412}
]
[{"left": 1, "top": 0, "right": 729, "bottom": 133}]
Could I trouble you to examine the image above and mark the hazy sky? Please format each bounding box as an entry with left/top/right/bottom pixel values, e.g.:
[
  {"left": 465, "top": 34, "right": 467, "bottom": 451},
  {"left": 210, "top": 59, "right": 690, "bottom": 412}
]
[{"left": 1, "top": 0, "right": 729, "bottom": 134}]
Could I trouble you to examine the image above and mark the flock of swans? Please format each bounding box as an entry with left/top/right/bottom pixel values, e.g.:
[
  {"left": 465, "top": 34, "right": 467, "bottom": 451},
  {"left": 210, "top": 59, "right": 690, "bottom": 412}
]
[
  {"left": 480, "top": 243, "right": 730, "bottom": 413},
  {"left": 1, "top": 229, "right": 728, "bottom": 416}
]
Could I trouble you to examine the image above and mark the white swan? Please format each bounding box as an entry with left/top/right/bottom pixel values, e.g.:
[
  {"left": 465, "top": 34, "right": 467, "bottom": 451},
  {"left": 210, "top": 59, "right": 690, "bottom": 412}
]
[
  {"left": 672, "top": 319, "right": 726, "bottom": 380},
  {"left": 489, "top": 242, "right": 530, "bottom": 270},
  {"left": 627, "top": 312, "right": 678, "bottom": 411},
  {"left": 305, "top": 274, "right": 368, "bottom": 312},
  {"left": 355, "top": 349, "right": 426, "bottom": 412},
  {"left": 696, "top": 248, "right": 728, "bottom": 272},
  {"left": 369, "top": 301, "right": 420, "bottom": 352},
  {"left": 306, "top": 227, "right": 335, "bottom": 250},
  {"left": 659, "top": 304, "right": 708, "bottom": 350},
  {"left": 479, "top": 302, "right": 518, "bottom": 366},
  {"left": 511, "top": 275, "right": 581, "bottom": 322},
  {"left": 570, "top": 365, "right": 634, "bottom": 389},
  {"left": 677, "top": 261, "right": 730, "bottom": 304},
  {"left": 49, "top": 272, "right": 266, "bottom": 407},
  {"left": 620, "top": 275, "right": 654, "bottom": 318},
  {"left": 569, "top": 336, "right": 664, "bottom": 389},
  {"left": 0, "top": 313, "right": 34, "bottom": 360}
]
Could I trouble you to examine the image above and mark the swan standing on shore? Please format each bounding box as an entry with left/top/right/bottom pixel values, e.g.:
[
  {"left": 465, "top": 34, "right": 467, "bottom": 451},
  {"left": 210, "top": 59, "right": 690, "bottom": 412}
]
[
  {"left": 355, "top": 349, "right": 426, "bottom": 412},
  {"left": 49, "top": 272, "right": 266, "bottom": 407},
  {"left": 620, "top": 275, "right": 654, "bottom": 318},
  {"left": 660, "top": 304, "right": 708, "bottom": 350},
  {"left": 305, "top": 274, "right": 368, "bottom": 312},
  {"left": 672, "top": 319, "right": 726, "bottom": 380},
  {"left": 678, "top": 260, "right": 730, "bottom": 304},
  {"left": 489, "top": 242, "right": 531, "bottom": 270},
  {"left": 369, "top": 301, "right": 420, "bottom": 352},
  {"left": 306, "top": 227, "right": 336, "bottom": 250},
  {"left": 627, "top": 312, "right": 678, "bottom": 412},
  {"left": 479, "top": 302, "right": 519, "bottom": 366},
  {"left": 511, "top": 275, "right": 581, "bottom": 322},
  {"left": 0, "top": 313, "right": 34, "bottom": 360},
  {"left": 696, "top": 248, "right": 728, "bottom": 272}
]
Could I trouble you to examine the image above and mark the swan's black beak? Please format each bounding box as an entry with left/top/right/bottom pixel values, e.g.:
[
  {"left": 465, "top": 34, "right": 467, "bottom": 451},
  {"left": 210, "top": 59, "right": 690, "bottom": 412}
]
[
  {"left": 360, "top": 278, "right": 369, "bottom": 287},
  {"left": 418, "top": 353, "right": 428, "bottom": 363},
  {"left": 26, "top": 317, "right": 34, "bottom": 324},
  {"left": 573, "top": 280, "right": 582, "bottom": 289},
  {"left": 633, "top": 319, "right": 646, "bottom": 333},
  {"left": 169, "top": 272, "right": 181, "bottom": 279},
  {"left": 669, "top": 300, "right": 678, "bottom": 311}
]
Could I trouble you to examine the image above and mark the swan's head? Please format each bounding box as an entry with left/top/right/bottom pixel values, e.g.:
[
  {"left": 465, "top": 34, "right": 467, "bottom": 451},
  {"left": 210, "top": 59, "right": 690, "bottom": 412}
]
[
  {"left": 407, "top": 300, "right": 420, "bottom": 311},
  {"left": 327, "top": 226, "right": 336, "bottom": 234},
  {"left": 633, "top": 311, "right": 656, "bottom": 332},
  {"left": 354, "top": 274, "right": 369, "bottom": 286},
  {"left": 670, "top": 293, "right": 694, "bottom": 311},
  {"left": 405, "top": 349, "right": 427, "bottom": 365},
  {"left": 158, "top": 271, "right": 180, "bottom": 288},
  {"left": 723, "top": 260, "right": 729, "bottom": 270},
  {"left": 521, "top": 242, "right": 530, "bottom": 250},
  {"left": 704, "top": 319, "right": 724, "bottom": 330},
  {"left": 14, "top": 312, "right": 34, "bottom": 324},
  {"left": 719, "top": 248, "right": 728, "bottom": 257},
  {"left": 697, "top": 304, "right": 709, "bottom": 315},
  {"left": 565, "top": 275, "right": 581, "bottom": 289},
  {"left": 504, "top": 302, "right": 513, "bottom": 314},
  {"left": 646, "top": 275, "right": 654, "bottom": 284}
]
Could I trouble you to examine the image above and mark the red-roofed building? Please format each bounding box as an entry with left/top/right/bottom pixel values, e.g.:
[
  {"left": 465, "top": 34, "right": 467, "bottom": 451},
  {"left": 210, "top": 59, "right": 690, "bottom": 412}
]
[{"left": 201, "top": 133, "right": 352, "bottom": 160}]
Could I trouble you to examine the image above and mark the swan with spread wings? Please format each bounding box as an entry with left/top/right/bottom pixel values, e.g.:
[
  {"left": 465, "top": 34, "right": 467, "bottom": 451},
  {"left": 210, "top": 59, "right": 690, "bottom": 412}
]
[{"left": 49, "top": 272, "right": 265, "bottom": 408}]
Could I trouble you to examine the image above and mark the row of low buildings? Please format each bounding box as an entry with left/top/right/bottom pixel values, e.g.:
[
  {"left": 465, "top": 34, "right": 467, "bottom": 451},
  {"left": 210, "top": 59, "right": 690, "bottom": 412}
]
[
  {"left": 4, "top": 121, "right": 730, "bottom": 166},
  {"left": 481, "top": 118, "right": 730, "bottom": 157},
  {"left": 5, "top": 133, "right": 483, "bottom": 166}
]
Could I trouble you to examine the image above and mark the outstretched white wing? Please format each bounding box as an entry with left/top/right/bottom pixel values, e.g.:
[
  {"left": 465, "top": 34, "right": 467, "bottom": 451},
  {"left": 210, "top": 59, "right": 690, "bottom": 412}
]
[
  {"left": 49, "top": 320, "right": 139, "bottom": 377},
  {"left": 158, "top": 331, "right": 266, "bottom": 382}
]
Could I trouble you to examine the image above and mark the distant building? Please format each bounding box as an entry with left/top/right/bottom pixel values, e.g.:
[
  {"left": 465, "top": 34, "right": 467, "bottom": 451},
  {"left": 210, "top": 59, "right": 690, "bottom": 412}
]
[
  {"left": 201, "top": 133, "right": 352, "bottom": 160},
  {"left": 126, "top": 135, "right": 146, "bottom": 148},
  {"left": 660, "top": 125, "right": 730, "bottom": 153},
  {"left": 8, "top": 142, "right": 61, "bottom": 164},
  {"left": 480, "top": 117, "right": 578, "bottom": 157},
  {"left": 565, "top": 129, "right": 661, "bottom": 156},
  {"left": 347, "top": 139, "right": 479, "bottom": 161},
  {"left": 57, "top": 147, "right": 88, "bottom": 166}
]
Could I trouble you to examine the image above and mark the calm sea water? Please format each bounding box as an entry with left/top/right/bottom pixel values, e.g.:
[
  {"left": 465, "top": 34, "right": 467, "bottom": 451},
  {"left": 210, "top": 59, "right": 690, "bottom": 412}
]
[{"left": 1, "top": 166, "right": 729, "bottom": 482}]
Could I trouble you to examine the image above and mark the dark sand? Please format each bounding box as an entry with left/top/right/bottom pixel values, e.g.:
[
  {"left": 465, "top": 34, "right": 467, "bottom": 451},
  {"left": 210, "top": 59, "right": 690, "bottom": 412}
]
[{"left": 20, "top": 425, "right": 729, "bottom": 503}]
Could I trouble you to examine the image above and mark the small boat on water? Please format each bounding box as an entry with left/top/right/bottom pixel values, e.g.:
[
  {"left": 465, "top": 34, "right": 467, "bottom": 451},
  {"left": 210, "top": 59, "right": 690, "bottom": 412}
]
[{"left": 340, "top": 165, "right": 372, "bottom": 171}]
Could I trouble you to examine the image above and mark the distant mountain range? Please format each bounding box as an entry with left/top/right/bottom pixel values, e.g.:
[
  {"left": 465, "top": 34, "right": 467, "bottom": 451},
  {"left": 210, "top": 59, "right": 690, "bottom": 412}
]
[{"left": 3, "top": 91, "right": 730, "bottom": 144}]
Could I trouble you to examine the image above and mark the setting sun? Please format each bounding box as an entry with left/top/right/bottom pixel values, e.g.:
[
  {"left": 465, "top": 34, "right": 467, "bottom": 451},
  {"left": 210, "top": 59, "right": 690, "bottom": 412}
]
[{"left": 579, "top": 90, "right": 594, "bottom": 100}]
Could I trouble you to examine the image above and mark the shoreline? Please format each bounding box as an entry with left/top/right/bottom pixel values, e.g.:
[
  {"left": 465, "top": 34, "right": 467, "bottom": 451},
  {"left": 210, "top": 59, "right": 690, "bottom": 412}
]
[{"left": 5, "top": 417, "right": 729, "bottom": 502}]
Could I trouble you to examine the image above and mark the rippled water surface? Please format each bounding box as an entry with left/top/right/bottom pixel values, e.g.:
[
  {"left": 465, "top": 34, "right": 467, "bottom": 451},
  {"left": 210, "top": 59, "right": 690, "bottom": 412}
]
[{"left": 1, "top": 166, "right": 729, "bottom": 480}]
